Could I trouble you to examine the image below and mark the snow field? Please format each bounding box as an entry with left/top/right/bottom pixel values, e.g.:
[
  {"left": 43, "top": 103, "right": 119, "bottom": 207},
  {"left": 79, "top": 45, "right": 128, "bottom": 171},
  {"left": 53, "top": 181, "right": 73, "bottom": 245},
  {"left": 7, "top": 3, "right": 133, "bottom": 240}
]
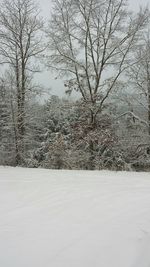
[{"left": 0, "top": 167, "right": 150, "bottom": 267}]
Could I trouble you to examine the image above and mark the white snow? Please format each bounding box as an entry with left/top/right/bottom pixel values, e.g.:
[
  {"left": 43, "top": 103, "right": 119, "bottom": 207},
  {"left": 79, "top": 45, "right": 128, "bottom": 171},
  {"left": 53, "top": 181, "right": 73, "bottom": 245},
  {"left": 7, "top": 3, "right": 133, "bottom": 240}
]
[{"left": 0, "top": 167, "right": 150, "bottom": 267}]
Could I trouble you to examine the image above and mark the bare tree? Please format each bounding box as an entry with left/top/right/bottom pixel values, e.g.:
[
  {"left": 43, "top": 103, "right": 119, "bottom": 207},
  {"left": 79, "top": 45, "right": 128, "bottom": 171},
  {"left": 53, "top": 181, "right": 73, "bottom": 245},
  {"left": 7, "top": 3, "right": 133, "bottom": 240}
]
[
  {"left": 128, "top": 31, "right": 150, "bottom": 138},
  {"left": 47, "top": 0, "right": 149, "bottom": 125},
  {"left": 0, "top": 0, "right": 44, "bottom": 164}
]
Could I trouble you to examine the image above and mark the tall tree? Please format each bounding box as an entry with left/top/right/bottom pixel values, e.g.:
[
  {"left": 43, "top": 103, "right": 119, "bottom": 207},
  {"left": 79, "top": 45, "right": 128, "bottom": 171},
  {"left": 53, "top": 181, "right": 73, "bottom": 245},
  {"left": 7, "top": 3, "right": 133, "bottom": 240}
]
[
  {"left": 47, "top": 0, "right": 149, "bottom": 125},
  {"left": 128, "top": 31, "right": 150, "bottom": 137},
  {"left": 0, "top": 0, "right": 44, "bottom": 164},
  {"left": 0, "top": 77, "right": 15, "bottom": 165}
]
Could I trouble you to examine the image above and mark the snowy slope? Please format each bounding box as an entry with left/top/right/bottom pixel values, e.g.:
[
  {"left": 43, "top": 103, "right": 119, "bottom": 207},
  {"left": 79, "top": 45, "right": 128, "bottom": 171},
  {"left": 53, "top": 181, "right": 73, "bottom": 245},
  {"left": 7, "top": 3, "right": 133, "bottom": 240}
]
[{"left": 0, "top": 167, "right": 150, "bottom": 267}]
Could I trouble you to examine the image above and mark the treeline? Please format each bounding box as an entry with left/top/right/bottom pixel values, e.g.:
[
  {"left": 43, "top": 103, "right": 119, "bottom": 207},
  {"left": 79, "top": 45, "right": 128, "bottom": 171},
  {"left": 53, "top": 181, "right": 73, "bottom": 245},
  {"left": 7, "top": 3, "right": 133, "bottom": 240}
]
[{"left": 0, "top": 0, "right": 150, "bottom": 171}]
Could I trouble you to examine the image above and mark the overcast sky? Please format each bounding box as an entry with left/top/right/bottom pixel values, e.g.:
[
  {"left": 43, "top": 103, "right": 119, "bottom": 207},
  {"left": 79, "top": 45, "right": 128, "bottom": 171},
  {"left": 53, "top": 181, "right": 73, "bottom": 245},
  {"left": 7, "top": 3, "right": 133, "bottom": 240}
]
[
  {"left": 38, "top": 0, "right": 149, "bottom": 17},
  {"left": 36, "top": 0, "right": 149, "bottom": 97}
]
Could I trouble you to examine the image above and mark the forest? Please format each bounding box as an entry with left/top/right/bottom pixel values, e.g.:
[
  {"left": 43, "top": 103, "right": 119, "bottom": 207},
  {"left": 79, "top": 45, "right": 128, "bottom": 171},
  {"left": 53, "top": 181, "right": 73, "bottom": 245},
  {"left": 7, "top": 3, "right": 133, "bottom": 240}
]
[{"left": 0, "top": 0, "right": 150, "bottom": 171}]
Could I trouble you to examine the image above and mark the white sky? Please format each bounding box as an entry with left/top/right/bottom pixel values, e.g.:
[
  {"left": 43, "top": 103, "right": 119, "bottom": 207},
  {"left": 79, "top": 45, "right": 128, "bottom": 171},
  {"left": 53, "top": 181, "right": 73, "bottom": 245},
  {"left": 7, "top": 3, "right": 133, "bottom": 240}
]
[
  {"left": 36, "top": 0, "right": 149, "bottom": 97},
  {"left": 38, "top": 0, "right": 149, "bottom": 18}
]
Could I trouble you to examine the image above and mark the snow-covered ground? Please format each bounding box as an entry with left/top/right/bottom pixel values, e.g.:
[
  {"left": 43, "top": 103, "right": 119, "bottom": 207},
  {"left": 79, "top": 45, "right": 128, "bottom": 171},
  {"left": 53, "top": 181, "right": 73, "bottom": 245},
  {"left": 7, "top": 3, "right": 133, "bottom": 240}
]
[{"left": 0, "top": 167, "right": 150, "bottom": 267}]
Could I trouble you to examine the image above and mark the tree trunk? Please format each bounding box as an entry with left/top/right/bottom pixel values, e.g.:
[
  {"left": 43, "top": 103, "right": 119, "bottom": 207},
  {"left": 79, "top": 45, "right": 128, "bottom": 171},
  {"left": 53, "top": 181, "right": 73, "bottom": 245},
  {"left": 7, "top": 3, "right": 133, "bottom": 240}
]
[{"left": 148, "top": 82, "right": 150, "bottom": 137}]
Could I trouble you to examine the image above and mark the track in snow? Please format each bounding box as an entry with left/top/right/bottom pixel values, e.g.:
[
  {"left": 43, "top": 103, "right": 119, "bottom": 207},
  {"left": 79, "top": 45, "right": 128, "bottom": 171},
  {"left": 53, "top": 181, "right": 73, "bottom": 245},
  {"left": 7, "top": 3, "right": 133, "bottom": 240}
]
[{"left": 0, "top": 167, "right": 150, "bottom": 267}]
